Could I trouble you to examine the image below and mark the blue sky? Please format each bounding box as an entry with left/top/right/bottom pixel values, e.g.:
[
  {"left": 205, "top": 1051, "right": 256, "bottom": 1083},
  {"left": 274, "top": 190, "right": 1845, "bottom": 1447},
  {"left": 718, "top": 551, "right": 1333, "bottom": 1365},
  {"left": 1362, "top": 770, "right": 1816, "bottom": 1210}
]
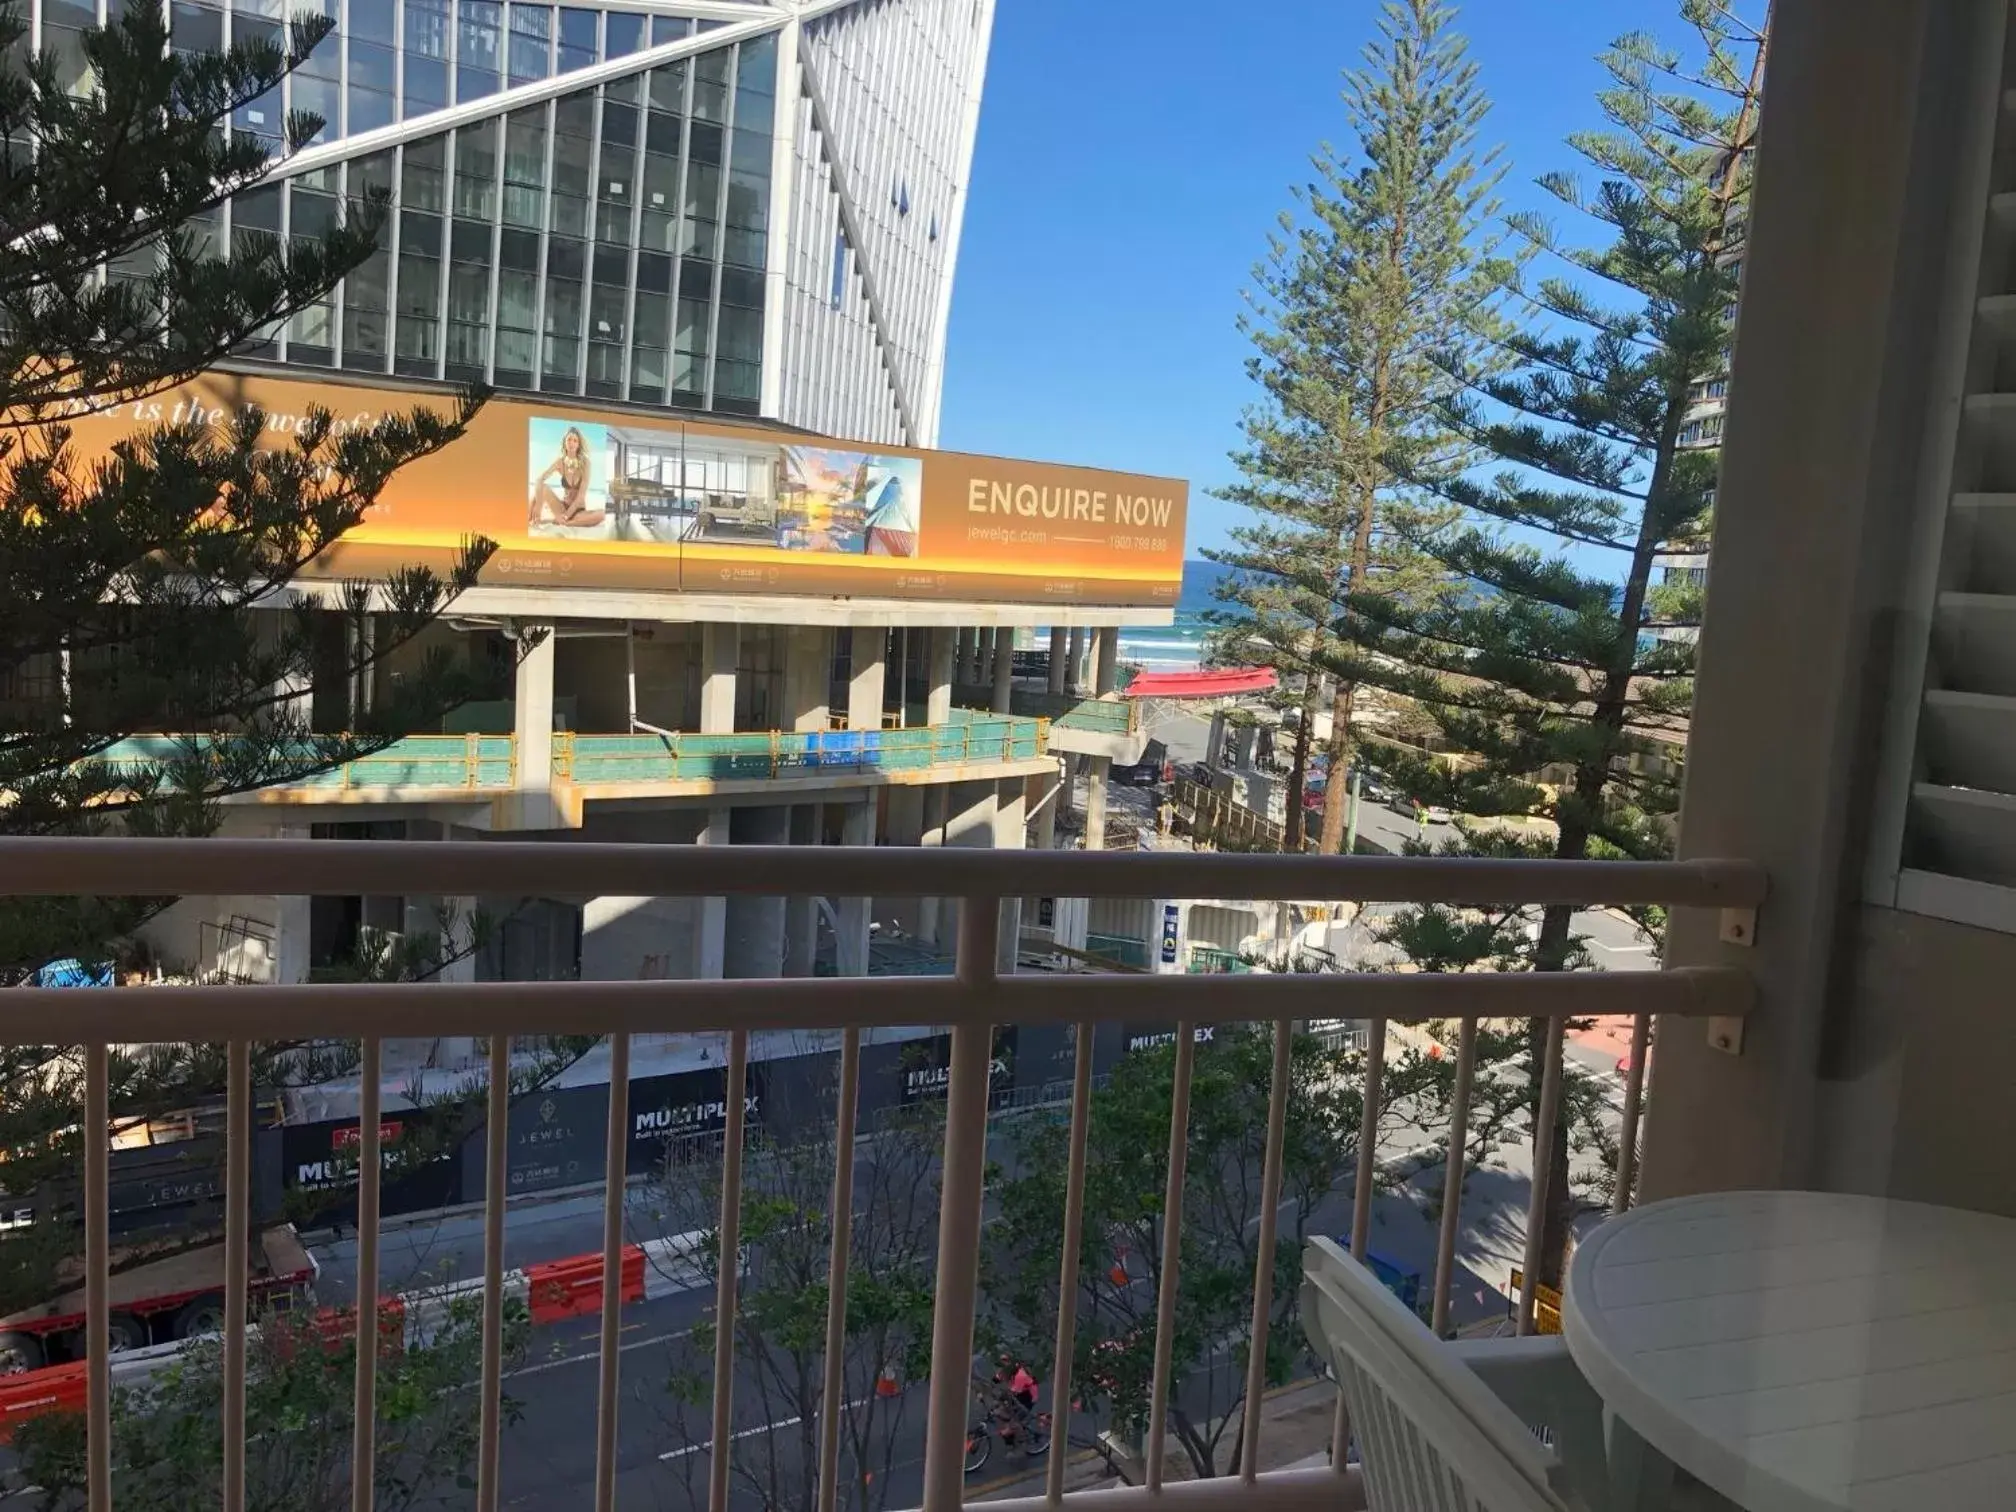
[{"left": 936, "top": 0, "right": 1675, "bottom": 557}]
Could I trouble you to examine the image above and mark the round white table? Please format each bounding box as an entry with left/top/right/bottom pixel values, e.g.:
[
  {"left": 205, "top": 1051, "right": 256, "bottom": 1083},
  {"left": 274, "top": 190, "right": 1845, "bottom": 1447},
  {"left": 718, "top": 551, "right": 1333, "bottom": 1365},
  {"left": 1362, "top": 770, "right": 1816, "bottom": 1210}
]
[{"left": 1564, "top": 1190, "right": 2016, "bottom": 1512}]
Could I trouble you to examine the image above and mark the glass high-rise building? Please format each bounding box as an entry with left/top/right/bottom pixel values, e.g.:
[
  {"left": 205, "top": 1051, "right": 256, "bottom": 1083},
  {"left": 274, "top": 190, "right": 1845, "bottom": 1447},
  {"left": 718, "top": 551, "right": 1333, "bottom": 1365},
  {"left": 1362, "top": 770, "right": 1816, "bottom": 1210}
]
[{"left": 64, "top": 0, "right": 994, "bottom": 444}]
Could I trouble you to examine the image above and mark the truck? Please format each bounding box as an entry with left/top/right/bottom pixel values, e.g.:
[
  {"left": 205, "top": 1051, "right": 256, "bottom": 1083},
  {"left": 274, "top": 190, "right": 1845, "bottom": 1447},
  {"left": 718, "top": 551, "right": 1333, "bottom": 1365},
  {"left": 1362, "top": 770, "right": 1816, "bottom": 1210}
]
[{"left": 0, "top": 1224, "right": 317, "bottom": 1373}]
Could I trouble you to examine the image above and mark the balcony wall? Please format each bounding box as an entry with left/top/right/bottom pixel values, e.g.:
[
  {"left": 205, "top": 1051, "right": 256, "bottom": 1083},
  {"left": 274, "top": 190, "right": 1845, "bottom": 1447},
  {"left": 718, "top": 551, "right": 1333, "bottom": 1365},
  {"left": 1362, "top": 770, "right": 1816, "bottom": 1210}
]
[{"left": 84, "top": 710, "right": 1052, "bottom": 827}]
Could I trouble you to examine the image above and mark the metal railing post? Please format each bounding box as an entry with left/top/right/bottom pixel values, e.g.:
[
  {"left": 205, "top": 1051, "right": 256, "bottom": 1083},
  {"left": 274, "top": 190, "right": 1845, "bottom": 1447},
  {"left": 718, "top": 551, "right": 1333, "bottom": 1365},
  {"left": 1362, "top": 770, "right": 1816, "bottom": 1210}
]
[
  {"left": 593, "top": 1031, "right": 632, "bottom": 1512},
  {"left": 1516, "top": 1016, "right": 1569, "bottom": 1336},
  {"left": 1430, "top": 1019, "right": 1479, "bottom": 1337},
  {"left": 352, "top": 1035, "right": 383, "bottom": 1512},
  {"left": 1239, "top": 1019, "right": 1294, "bottom": 1483},
  {"left": 224, "top": 1037, "right": 250, "bottom": 1512},
  {"left": 85, "top": 1041, "right": 110, "bottom": 1512},
  {"left": 920, "top": 896, "right": 999, "bottom": 1512}
]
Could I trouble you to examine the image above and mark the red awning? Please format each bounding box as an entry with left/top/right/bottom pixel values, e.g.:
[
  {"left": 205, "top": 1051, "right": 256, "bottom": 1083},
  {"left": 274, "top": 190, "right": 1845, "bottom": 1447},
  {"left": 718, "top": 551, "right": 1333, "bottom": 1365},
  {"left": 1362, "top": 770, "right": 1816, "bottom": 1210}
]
[{"left": 1123, "top": 668, "right": 1278, "bottom": 699}]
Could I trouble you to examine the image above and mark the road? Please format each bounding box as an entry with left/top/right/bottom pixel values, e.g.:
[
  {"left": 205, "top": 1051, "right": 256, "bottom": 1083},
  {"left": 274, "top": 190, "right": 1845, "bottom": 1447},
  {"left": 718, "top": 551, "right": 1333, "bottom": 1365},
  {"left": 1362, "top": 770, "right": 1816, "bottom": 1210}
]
[{"left": 295, "top": 1081, "right": 1588, "bottom": 1512}]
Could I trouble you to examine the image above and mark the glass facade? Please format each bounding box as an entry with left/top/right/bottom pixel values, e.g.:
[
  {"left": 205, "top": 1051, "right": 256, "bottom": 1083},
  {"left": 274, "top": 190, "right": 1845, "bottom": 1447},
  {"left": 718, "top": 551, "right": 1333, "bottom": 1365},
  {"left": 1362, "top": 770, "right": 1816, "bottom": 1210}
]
[{"left": 148, "top": 2, "right": 775, "bottom": 415}]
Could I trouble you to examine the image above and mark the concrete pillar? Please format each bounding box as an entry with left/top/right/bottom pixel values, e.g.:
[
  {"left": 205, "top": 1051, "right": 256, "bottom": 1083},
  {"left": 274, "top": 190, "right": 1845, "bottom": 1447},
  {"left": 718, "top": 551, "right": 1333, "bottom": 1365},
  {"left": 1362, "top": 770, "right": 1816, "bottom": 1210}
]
[
  {"left": 1638, "top": 0, "right": 1994, "bottom": 1204},
  {"left": 783, "top": 626, "right": 833, "bottom": 732},
  {"left": 693, "top": 807, "right": 729, "bottom": 978},
  {"left": 848, "top": 628, "right": 887, "bottom": 731},
  {"left": 724, "top": 804, "right": 790, "bottom": 977},
  {"left": 1085, "top": 757, "right": 1110, "bottom": 852},
  {"left": 995, "top": 777, "right": 1025, "bottom": 974},
  {"left": 945, "top": 779, "right": 997, "bottom": 849},
  {"left": 511, "top": 623, "right": 555, "bottom": 827},
  {"left": 1078, "top": 634, "right": 1096, "bottom": 693},
  {"left": 1047, "top": 627, "right": 1069, "bottom": 695},
  {"left": 782, "top": 803, "right": 821, "bottom": 976},
  {"left": 1206, "top": 710, "right": 1229, "bottom": 771},
  {"left": 976, "top": 629, "right": 994, "bottom": 688},
  {"left": 927, "top": 628, "right": 955, "bottom": 726},
  {"left": 918, "top": 784, "right": 951, "bottom": 946},
  {"left": 1095, "top": 626, "right": 1119, "bottom": 696},
  {"left": 277, "top": 841, "right": 311, "bottom": 984},
  {"left": 1231, "top": 724, "right": 1258, "bottom": 768},
  {"left": 1033, "top": 763, "right": 1060, "bottom": 852},
  {"left": 700, "top": 622, "right": 738, "bottom": 734},
  {"left": 1065, "top": 627, "right": 1086, "bottom": 695},
  {"left": 882, "top": 785, "right": 927, "bottom": 939},
  {"left": 990, "top": 628, "right": 1014, "bottom": 712},
  {"left": 955, "top": 628, "right": 977, "bottom": 688},
  {"left": 836, "top": 799, "right": 874, "bottom": 977}
]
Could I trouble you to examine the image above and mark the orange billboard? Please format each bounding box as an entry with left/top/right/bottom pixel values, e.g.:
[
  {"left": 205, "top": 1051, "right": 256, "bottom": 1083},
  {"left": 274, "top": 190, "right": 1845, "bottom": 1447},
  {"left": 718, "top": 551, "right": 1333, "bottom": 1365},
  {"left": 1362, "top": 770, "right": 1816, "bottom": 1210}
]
[{"left": 62, "top": 371, "right": 1186, "bottom": 606}]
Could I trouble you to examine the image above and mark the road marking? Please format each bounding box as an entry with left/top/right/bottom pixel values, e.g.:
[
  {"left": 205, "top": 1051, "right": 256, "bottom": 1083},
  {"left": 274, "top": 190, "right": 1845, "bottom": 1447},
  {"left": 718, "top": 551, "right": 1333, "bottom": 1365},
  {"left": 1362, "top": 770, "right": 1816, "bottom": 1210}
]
[
  {"left": 659, "top": 1398, "right": 874, "bottom": 1461},
  {"left": 503, "top": 1324, "right": 694, "bottom": 1381}
]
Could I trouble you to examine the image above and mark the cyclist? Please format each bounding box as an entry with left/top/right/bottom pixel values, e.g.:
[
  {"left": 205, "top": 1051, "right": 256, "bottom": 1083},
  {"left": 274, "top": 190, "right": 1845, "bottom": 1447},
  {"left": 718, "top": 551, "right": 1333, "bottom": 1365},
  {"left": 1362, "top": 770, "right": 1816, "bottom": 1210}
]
[{"left": 989, "top": 1356, "right": 1040, "bottom": 1443}]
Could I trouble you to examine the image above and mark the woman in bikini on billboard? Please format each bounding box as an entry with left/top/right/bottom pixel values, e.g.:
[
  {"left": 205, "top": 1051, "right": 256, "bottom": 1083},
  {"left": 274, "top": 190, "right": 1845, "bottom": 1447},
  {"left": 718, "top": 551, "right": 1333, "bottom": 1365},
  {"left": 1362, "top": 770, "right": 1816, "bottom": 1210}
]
[{"left": 529, "top": 425, "right": 606, "bottom": 528}]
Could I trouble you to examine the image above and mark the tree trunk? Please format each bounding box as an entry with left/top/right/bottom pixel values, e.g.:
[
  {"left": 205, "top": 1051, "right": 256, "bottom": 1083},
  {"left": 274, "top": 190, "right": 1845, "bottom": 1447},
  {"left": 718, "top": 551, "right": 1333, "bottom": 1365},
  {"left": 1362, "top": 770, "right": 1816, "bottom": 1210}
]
[
  {"left": 1282, "top": 683, "right": 1317, "bottom": 851},
  {"left": 1317, "top": 683, "right": 1357, "bottom": 853}
]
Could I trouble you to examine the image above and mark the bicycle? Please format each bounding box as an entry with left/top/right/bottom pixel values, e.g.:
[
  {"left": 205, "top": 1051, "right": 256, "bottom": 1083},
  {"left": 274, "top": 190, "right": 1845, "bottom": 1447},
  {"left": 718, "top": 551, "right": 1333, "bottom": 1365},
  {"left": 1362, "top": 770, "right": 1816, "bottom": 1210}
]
[{"left": 963, "top": 1395, "right": 1052, "bottom": 1474}]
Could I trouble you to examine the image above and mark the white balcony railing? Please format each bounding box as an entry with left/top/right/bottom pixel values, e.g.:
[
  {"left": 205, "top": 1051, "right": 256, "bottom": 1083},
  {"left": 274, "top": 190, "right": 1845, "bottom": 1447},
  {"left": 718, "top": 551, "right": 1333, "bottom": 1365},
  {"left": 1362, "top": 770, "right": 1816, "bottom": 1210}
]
[{"left": 0, "top": 837, "right": 1765, "bottom": 1512}]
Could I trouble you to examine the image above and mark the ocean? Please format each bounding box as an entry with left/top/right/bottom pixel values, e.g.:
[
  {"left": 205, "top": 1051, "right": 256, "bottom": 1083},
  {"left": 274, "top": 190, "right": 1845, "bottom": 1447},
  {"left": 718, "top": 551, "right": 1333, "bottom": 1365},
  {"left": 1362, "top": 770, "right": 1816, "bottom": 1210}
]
[{"left": 1112, "top": 559, "right": 1227, "bottom": 671}]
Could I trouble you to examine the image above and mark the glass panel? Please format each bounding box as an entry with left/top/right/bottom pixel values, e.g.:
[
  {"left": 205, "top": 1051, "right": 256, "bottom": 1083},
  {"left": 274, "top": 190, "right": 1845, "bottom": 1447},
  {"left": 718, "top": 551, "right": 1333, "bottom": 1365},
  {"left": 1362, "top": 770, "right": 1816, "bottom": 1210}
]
[
  {"left": 670, "top": 346, "right": 703, "bottom": 398},
  {"left": 350, "top": 149, "right": 396, "bottom": 200},
  {"left": 508, "top": 3, "right": 551, "bottom": 83},
  {"left": 713, "top": 357, "right": 759, "bottom": 403},
  {"left": 401, "top": 208, "right": 444, "bottom": 256},
  {"left": 496, "top": 327, "right": 537, "bottom": 381},
  {"left": 718, "top": 266, "right": 762, "bottom": 310},
  {"left": 640, "top": 209, "right": 676, "bottom": 255},
  {"left": 342, "top": 306, "right": 389, "bottom": 366},
  {"left": 650, "top": 15, "right": 689, "bottom": 45},
  {"left": 500, "top": 226, "right": 541, "bottom": 270},
  {"left": 736, "top": 33, "right": 777, "bottom": 97},
  {"left": 232, "top": 184, "right": 282, "bottom": 261},
  {"left": 350, "top": 0, "right": 395, "bottom": 45},
  {"left": 458, "top": 1, "right": 502, "bottom": 71},
  {"left": 402, "top": 138, "right": 448, "bottom": 213},
  {"left": 558, "top": 6, "right": 597, "bottom": 71},
  {"left": 688, "top": 119, "right": 723, "bottom": 168},
  {"left": 648, "top": 62, "right": 685, "bottom": 115},
  {"left": 406, "top": 0, "right": 450, "bottom": 59},
  {"left": 292, "top": 74, "right": 339, "bottom": 145},
  {"left": 544, "top": 276, "right": 582, "bottom": 334},
  {"left": 290, "top": 182, "right": 339, "bottom": 240},
  {"left": 291, "top": 300, "right": 335, "bottom": 358},
  {"left": 348, "top": 87, "right": 395, "bottom": 133},
  {"left": 453, "top": 122, "right": 500, "bottom": 220},
  {"left": 541, "top": 336, "right": 581, "bottom": 390},
  {"left": 398, "top": 253, "right": 441, "bottom": 317},
  {"left": 631, "top": 344, "right": 666, "bottom": 390},
  {"left": 605, "top": 12, "right": 642, "bottom": 57},
  {"left": 715, "top": 303, "right": 760, "bottom": 363},
  {"left": 449, "top": 263, "right": 490, "bottom": 325},
  {"left": 588, "top": 281, "right": 626, "bottom": 343},
  {"left": 674, "top": 294, "right": 709, "bottom": 355},
  {"left": 349, "top": 38, "right": 397, "bottom": 92},
  {"left": 498, "top": 269, "right": 539, "bottom": 329},
  {"left": 633, "top": 289, "right": 669, "bottom": 348},
  {"left": 169, "top": 2, "right": 224, "bottom": 55},
  {"left": 347, "top": 251, "right": 391, "bottom": 313},
  {"left": 692, "top": 46, "right": 730, "bottom": 123},
  {"left": 404, "top": 56, "right": 448, "bottom": 115},
  {"left": 396, "top": 317, "right": 440, "bottom": 371}
]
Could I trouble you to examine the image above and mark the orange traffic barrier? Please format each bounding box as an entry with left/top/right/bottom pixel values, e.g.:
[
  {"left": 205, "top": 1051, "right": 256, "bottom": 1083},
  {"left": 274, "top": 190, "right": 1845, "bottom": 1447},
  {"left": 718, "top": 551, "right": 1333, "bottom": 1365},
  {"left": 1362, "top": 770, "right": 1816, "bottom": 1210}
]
[
  {"left": 308, "top": 1296, "right": 408, "bottom": 1358},
  {"left": 526, "top": 1244, "right": 646, "bottom": 1324},
  {"left": 0, "top": 1360, "right": 86, "bottom": 1440}
]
